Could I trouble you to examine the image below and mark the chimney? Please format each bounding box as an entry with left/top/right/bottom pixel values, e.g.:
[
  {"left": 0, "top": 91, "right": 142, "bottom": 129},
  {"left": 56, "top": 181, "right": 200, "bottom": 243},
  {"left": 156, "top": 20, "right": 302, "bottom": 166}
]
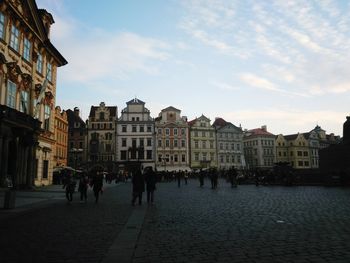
[
  {"left": 261, "top": 125, "right": 267, "bottom": 131},
  {"left": 74, "top": 107, "right": 80, "bottom": 117}
]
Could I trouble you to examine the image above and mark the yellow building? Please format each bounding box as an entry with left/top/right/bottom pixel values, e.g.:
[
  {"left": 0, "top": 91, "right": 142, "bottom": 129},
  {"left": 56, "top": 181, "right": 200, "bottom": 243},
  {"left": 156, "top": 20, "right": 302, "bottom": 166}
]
[
  {"left": 279, "top": 133, "right": 311, "bottom": 169},
  {"left": 53, "top": 106, "right": 68, "bottom": 168},
  {"left": 0, "top": 0, "right": 67, "bottom": 187},
  {"left": 188, "top": 115, "right": 217, "bottom": 169}
]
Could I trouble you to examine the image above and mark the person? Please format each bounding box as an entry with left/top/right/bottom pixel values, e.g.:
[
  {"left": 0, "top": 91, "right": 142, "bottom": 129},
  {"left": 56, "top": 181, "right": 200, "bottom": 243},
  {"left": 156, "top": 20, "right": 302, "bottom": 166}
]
[
  {"left": 199, "top": 169, "right": 204, "bottom": 187},
  {"left": 144, "top": 167, "right": 157, "bottom": 204},
  {"left": 63, "top": 173, "right": 76, "bottom": 203},
  {"left": 78, "top": 173, "right": 89, "bottom": 203},
  {"left": 229, "top": 167, "right": 238, "bottom": 188},
  {"left": 176, "top": 171, "right": 181, "bottom": 188},
  {"left": 132, "top": 169, "right": 145, "bottom": 206},
  {"left": 91, "top": 171, "right": 103, "bottom": 203},
  {"left": 184, "top": 171, "right": 188, "bottom": 185}
]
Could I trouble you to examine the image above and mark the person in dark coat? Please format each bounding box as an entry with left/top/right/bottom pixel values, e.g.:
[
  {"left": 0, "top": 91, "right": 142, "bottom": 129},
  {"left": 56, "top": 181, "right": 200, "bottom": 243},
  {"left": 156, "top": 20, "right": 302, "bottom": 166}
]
[
  {"left": 199, "top": 169, "right": 204, "bottom": 187},
  {"left": 144, "top": 167, "right": 157, "bottom": 204},
  {"left": 132, "top": 169, "right": 145, "bottom": 206},
  {"left": 63, "top": 173, "right": 76, "bottom": 203},
  {"left": 91, "top": 171, "right": 103, "bottom": 203},
  {"left": 78, "top": 173, "right": 89, "bottom": 202}
]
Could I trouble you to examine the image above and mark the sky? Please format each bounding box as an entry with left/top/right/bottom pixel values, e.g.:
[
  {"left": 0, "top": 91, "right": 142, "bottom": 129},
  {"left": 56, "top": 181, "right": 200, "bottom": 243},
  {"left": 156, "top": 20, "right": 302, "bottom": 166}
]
[{"left": 36, "top": 0, "right": 350, "bottom": 136}]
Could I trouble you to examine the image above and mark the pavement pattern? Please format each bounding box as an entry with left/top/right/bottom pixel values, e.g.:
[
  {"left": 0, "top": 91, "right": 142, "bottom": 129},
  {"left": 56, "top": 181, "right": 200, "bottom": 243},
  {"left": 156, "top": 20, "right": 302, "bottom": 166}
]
[{"left": 1, "top": 179, "right": 350, "bottom": 262}]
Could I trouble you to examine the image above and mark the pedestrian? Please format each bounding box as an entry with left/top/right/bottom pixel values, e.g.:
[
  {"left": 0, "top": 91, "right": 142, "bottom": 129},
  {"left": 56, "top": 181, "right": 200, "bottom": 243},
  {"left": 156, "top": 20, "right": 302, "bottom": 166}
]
[
  {"left": 144, "top": 167, "right": 157, "bottom": 204},
  {"left": 177, "top": 171, "right": 181, "bottom": 188},
  {"left": 184, "top": 171, "right": 188, "bottom": 185},
  {"left": 199, "top": 169, "right": 204, "bottom": 187},
  {"left": 78, "top": 172, "right": 89, "bottom": 203},
  {"left": 91, "top": 171, "right": 103, "bottom": 203},
  {"left": 63, "top": 172, "right": 76, "bottom": 203},
  {"left": 132, "top": 169, "right": 145, "bottom": 206}
]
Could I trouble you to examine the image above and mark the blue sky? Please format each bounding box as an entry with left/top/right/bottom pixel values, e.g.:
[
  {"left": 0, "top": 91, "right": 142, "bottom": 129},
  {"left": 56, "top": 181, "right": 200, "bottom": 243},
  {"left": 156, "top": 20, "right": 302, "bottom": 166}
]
[{"left": 36, "top": 0, "right": 350, "bottom": 136}]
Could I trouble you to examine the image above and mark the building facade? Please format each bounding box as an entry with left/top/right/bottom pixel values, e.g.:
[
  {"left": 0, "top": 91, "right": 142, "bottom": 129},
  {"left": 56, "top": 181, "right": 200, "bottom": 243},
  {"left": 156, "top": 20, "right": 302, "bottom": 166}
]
[
  {"left": 87, "top": 102, "right": 117, "bottom": 173},
  {"left": 0, "top": 0, "right": 66, "bottom": 188},
  {"left": 188, "top": 115, "right": 217, "bottom": 170},
  {"left": 243, "top": 126, "right": 275, "bottom": 169},
  {"left": 66, "top": 107, "right": 87, "bottom": 171},
  {"left": 281, "top": 133, "right": 311, "bottom": 169},
  {"left": 155, "top": 106, "right": 190, "bottom": 171},
  {"left": 116, "top": 98, "right": 155, "bottom": 171},
  {"left": 53, "top": 106, "right": 68, "bottom": 168},
  {"left": 213, "top": 118, "right": 245, "bottom": 170}
]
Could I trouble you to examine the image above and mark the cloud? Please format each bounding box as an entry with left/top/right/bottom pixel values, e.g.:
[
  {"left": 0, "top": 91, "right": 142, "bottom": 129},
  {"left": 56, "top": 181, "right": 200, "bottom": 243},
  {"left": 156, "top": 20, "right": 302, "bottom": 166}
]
[
  {"left": 221, "top": 109, "right": 346, "bottom": 135},
  {"left": 211, "top": 81, "right": 238, "bottom": 91}
]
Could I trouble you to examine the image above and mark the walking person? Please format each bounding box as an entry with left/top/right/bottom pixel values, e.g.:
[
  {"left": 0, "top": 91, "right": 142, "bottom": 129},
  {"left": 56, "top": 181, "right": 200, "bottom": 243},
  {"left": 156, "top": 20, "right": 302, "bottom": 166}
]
[
  {"left": 199, "top": 169, "right": 204, "bottom": 187},
  {"left": 132, "top": 169, "right": 145, "bottom": 206},
  {"left": 78, "top": 172, "right": 89, "bottom": 203},
  {"left": 91, "top": 171, "right": 103, "bottom": 203},
  {"left": 63, "top": 173, "right": 76, "bottom": 203},
  {"left": 177, "top": 171, "right": 181, "bottom": 188},
  {"left": 144, "top": 167, "right": 157, "bottom": 204},
  {"left": 184, "top": 171, "right": 188, "bottom": 185}
]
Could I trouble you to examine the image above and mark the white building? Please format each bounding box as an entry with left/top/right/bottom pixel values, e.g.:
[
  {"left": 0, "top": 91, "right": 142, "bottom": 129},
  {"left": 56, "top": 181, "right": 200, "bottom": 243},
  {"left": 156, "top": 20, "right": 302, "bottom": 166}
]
[
  {"left": 116, "top": 98, "right": 155, "bottom": 171},
  {"left": 213, "top": 118, "right": 245, "bottom": 170}
]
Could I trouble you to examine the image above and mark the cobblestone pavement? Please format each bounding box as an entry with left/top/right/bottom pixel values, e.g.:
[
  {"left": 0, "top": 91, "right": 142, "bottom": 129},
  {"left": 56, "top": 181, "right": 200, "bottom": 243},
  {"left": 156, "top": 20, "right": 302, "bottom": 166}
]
[
  {"left": 0, "top": 182, "right": 133, "bottom": 263},
  {"left": 134, "top": 179, "right": 350, "bottom": 263}
]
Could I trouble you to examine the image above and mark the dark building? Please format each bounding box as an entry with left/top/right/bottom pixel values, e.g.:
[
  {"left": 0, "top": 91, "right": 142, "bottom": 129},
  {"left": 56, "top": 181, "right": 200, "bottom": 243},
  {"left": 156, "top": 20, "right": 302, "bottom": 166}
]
[
  {"left": 319, "top": 116, "right": 350, "bottom": 185},
  {"left": 66, "top": 108, "right": 87, "bottom": 171}
]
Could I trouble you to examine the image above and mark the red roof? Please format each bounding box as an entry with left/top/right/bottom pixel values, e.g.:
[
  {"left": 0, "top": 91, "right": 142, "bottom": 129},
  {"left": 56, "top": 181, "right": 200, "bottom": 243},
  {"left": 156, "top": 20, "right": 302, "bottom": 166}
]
[
  {"left": 213, "top": 117, "right": 227, "bottom": 127},
  {"left": 246, "top": 128, "right": 275, "bottom": 137}
]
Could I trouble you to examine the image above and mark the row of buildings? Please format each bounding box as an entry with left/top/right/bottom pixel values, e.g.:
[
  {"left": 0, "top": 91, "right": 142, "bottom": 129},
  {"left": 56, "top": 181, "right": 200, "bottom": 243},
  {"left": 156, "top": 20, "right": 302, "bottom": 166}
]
[
  {"left": 57, "top": 99, "right": 341, "bottom": 182},
  {"left": 0, "top": 0, "right": 346, "bottom": 188}
]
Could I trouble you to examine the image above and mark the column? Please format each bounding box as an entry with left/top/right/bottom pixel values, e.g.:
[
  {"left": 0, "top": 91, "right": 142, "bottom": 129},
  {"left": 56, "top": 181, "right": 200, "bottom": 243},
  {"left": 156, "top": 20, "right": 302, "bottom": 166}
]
[{"left": 0, "top": 136, "right": 10, "bottom": 183}]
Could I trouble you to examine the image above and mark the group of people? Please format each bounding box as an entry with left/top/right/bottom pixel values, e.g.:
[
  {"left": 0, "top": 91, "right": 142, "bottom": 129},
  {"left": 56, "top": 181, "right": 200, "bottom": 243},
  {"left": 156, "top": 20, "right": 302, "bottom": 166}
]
[
  {"left": 62, "top": 171, "right": 104, "bottom": 204},
  {"left": 131, "top": 167, "right": 157, "bottom": 206}
]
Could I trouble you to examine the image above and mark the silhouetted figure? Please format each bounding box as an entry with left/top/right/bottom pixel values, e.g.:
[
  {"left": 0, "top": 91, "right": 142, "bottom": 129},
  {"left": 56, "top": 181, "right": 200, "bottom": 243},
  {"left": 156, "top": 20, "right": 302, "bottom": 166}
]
[
  {"left": 229, "top": 167, "right": 238, "bottom": 188},
  {"left": 78, "top": 173, "right": 89, "bottom": 202},
  {"left": 199, "top": 169, "right": 204, "bottom": 187},
  {"left": 91, "top": 172, "right": 103, "bottom": 203},
  {"left": 184, "top": 171, "right": 188, "bottom": 185},
  {"left": 145, "top": 167, "right": 157, "bottom": 204},
  {"left": 63, "top": 173, "right": 76, "bottom": 203},
  {"left": 177, "top": 171, "right": 181, "bottom": 188},
  {"left": 132, "top": 169, "right": 145, "bottom": 206}
]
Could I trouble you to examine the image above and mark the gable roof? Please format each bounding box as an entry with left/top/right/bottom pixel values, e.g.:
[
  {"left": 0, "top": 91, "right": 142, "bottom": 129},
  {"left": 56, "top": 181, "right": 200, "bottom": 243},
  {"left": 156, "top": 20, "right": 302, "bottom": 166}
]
[
  {"left": 213, "top": 117, "right": 227, "bottom": 128},
  {"left": 89, "top": 106, "right": 117, "bottom": 117},
  {"left": 245, "top": 128, "right": 275, "bottom": 137},
  {"left": 162, "top": 106, "right": 180, "bottom": 112},
  {"left": 126, "top": 98, "right": 145, "bottom": 105},
  {"left": 284, "top": 134, "right": 299, "bottom": 141},
  {"left": 66, "top": 109, "right": 86, "bottom": 128}
]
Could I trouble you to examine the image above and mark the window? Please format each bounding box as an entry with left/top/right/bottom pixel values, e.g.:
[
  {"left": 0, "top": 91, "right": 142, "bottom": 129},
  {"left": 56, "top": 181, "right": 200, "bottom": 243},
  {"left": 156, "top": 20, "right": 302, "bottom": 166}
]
[
  {"left": 158, "top": 129, "right": 162, "bottom": 135},
  {"left": 37, "top": 53, "right": 43, "bottom": 74},
  {"left": 303, "top": 151, "right": 308, "bottom": 156},
  {"left": 79, "top": 142, "right": 83, "bottom": 148},
  {"left": 202, "top": 131, "right": 205, "bottom": 137},
  {"left": 47, "top": 62, "right": 52, "bottom": 82},
  {"left": 174, "top": 128, "right": 178, "bottom": 135},
  {"left": 10, "top": 24, "right": 20, "bottom": 51},
  {"left": 139, "top": 138, "right": 144, "bottom": 147},
  {"left": 202, "top": 141, "right": 206, "bottom": 149},
  {"left": 132, "top": 138, "right": 137, "bottom": 148},
  {"left": 195, "top": 153, "right": 199, "bottom": 161},
  {"left": 174, "top": 154, "right": 178, "bottom": 162},
  {"left": 181, "top": 129, "right": 185, "bottom": 135},
  {"left": 23, "top": 37, "right": 31, "bottom": 61},
  {"left": 231, "top": 143, "right": 235, "bottom": 150},
  {"left": 147, "top": 126, "right": 152, "bottom": 132},
  {"left": 165, "top": 140, "right": 169, "bottom": 147},
  {"left": 210, "top": 141, "right": 214, "bottom": 149},
  {"left": 122, "top": 138, "right": 127, "bottom": 147},
  {"left": 120, "top": 151, "right": 127, "bottom": 160},
  {"left": 237, "top": 144, "right": 240, "bottom": 151},
  {"left": 122, "top": 125, "right": 127, "bottom": 132},
  {"left": 202, "top": 153, "right": 207, "bottom": 161},
  {"left": 140, "top": 126, "right": 144, "bottom": 132},
  {"left": 194, "top": 141, "right": 198, "bottom": 149},
  {"left": 147, "top": 138, "right": 152, "bottom": 146},
  {"left": 298, "top": 161, "right": 303, "bottom": 167},
  {"left": 0, "top": 12, "right": 4, "bottom": 39},
  {"left": 132, "top": 125, "right": 137, "bottom": 132},
  {"left": 182, "top": 154, "right": 186, "bottom": 162},
  {"left": 158, "top": 140, "right": 162, "bottom": 147},
  {"left": 44, "top": 105, "right": 51, "bottom": 131},
  {"left": 181, "top": 140, "right": 185, "bottom": 148},
  {"left": 297, "top": 151, "right": 302, "bottom": 157},
  {"left": 20, "top": 90, "right": 29, "bottom": 113},
  {"left": 147, "top": 150, "right": 152, "bottom": 160},
  {"left": 43, "top": 160, "right": 49, "bottom": 179},
  {"left": 158, "top": 154, "right": 162, "bottom": 162},
  {"left": 219, "top": 143, "right": 223, "bottom": 150},
  {"left": 7, "top": 80, "right": 16, "bottom": 109},
  {"left": 174, "top": 139, "right": 178, "bottom": 147},
  {"left": 210, "top": 132, "right": 213, "bottom": 138},
  {"left": 194, "top": 131, "right": 198, "bottom": 137},
  {"left": 165, "top": 128, "right": 170, "bottom": 135},
  {"left": 99, "top": 112, "right": 105, "bottom": 120},
  {"left": 105, "top": 144, "right": 111, "bottom": 152},
  {"left": 304, "top": 161, "right": 309, "bottom": 166}
]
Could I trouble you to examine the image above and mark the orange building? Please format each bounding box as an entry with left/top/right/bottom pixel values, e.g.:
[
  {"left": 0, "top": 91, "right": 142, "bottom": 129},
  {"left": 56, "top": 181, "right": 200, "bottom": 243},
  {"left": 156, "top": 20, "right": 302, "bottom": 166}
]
[{"left": 53, "top": 106, "right": 68, "bottom": 168}]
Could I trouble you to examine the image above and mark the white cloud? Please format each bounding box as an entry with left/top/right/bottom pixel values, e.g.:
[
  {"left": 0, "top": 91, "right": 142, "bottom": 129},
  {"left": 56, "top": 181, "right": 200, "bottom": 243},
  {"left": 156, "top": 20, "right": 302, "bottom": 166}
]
[{"left": 211, "top": 81, "right": 238, "bottom": 91}]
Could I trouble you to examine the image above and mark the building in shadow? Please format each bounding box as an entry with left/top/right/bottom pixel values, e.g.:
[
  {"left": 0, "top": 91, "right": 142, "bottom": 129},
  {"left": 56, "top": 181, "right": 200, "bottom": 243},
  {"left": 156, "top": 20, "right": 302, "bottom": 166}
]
[{"left": 319, "top": 116, "right": 350, "bottom": 185}]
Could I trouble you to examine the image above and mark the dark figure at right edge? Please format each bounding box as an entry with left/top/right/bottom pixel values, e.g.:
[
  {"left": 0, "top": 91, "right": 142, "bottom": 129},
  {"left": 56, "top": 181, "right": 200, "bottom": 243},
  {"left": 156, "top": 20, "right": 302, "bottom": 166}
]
[
  {"left": 132, "top": 169, "right": 145, "bottom": 206},
  {"left": 91, "top": 171, "right": 103, "bottom": 203},
  {"left": 144, "top": 167, "right": 157, "bottom": 204}
]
